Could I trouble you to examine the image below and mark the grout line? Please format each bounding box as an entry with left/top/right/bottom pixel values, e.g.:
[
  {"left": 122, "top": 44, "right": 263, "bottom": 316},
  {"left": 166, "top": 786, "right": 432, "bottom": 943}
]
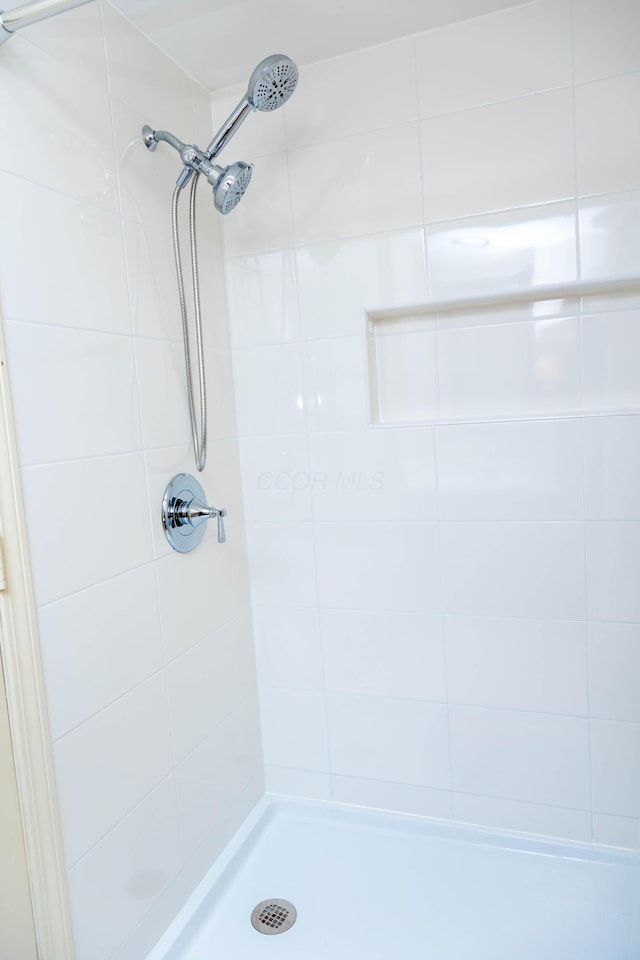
[
  {"left": 432, "top": 424, "right": 454, "bottom": 819},
  {"left": 285, "top": 186, "right": 334, "bottom": 795}
]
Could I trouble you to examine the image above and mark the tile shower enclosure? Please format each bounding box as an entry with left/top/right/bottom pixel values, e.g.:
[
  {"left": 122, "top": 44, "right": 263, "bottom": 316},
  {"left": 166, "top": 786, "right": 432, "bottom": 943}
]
[{"left": 0, "top": 0, "right": 639, "bottom": 958}]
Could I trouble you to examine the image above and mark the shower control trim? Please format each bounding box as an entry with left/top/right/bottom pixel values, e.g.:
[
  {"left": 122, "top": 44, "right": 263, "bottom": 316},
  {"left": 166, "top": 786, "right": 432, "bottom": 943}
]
[{"left": 162, "top": 473, "right": 227, "bottom": 553}]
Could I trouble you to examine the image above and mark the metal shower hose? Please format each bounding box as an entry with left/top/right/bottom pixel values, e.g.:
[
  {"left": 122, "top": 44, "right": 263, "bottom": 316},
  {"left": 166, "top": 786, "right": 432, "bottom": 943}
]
[{"left": 171, "top": 173, "right": 207, "bottom": 471}]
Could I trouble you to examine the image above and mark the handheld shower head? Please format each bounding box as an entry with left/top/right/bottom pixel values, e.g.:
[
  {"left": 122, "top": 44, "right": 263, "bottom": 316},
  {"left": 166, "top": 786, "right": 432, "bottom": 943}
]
[
  {"left": 206, "top": 53, "right": 299, "bottom": 159},
  {"left": 247, "top": 55, "right": 299, "bottom": 112}
]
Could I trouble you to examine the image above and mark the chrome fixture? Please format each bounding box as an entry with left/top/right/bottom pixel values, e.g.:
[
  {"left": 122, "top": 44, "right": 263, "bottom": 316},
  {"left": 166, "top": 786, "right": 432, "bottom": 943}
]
[
  {"left": 0, "top": 0, "right": 94, "bottom": 44},
  {"left": 142, "top": 55, "right": 298, "bottom": 473},
  {"left": 162, "top": 474, "right": 227, "bottom": 554},
  {"left": 251, "top": 899, "right": 297, "bottom": 935}
]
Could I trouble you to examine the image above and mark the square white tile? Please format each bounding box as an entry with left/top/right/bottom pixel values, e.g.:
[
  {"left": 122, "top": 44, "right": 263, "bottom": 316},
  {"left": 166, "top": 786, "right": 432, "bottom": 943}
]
[
  {"left": 416, "top": 0, "right": 571, "bottom": 116},
  {"left": 67, "top": 777, "right": 182, "bottom": 960},
  {"left": 573, "top": 0, "right": 640, "bottom": 83},
  {"left": 233, "top": 343, "right": 305, "bottom": 437},
  {"left": 584, "top": 416, "right": 640, "bottom": 520},
  {"left": 21, "top": 454, "right": 153, "bottom": 606},
  {"left": 314, "top": 522, "right": 441, "bottom": 613},
  {"left": 435, "top": 418, "right": 584, "bottom": 521},
  {"left": 449, "top": 706, "right": 590, "bottom": 808},
  {"left": 321, "top": 608, "right": 446, "bottom": 702},
  {"left": 591, "top": 719, "right": 640, "bottom": 818},
  {"left": 445, "top": 615, "right": 588, "bottom": 715},
  {"left": 327, "top": 694, "right": 450, "bottom": 789},
  {"left": 285, "top": 37, "right": 418, "bottom": 148},
  {"left": 39, "top": 566, "right": 163, "bottom": 740},
  {"left": 4, "top": 322, "right": 141, "bottom": 466},
  {"left": 54, "top": 674, "right": 174, "bottom": 866},
  {"left": 0, "top": 173, "right": 129, "bottom": 333},
  {"left": 309, "top": 427, "right": 437, "bottom": 522},
  {"left": 175, "top": 694, "right": 263, "bottom": 859},
  {"left": 226, "top": 250, "right": 300, "bottom": 348},
  {"left": 440, "top": 522, "right": 586, "bottom": 620},
  {"left": 420, "top": 89, "right": 575, "bottom": 221},
  {"left": 373, "top": 329, "right": 439, "bottom": 424},
  {"left": 245, "top": 522, "right": 318, "bottom": 607},
  {"left": 167, "top": 614, "right": 257, "bottom": 763},
  {"left": 586, "top": 522, "right": 640, "bottom": 622},
  {"left": 253, "top": 606, "right": 324, "bottom": 692},
  {"left": 589, "top": 622, "right": 640, "bottom": 722},
  {"left": 289, "top": 124, "right": 422, "bottom": 245},
  {"left": 437, "top": 317, "right": 581, "bottom": 419},
  {"left": 426, "top": 202, "right": 578, "bottom": 301},
  {"left": 296, "top": 229, "right": 427, "bottom": 341},
  {"left": 259, "top": 687, "right": 329, "bottom": 772},
  {"left": 579, "top": 192, "right": 640, "bottom": 281},
  {"left": 0, "top": 27, "right": 116, "bottom": 209},
  {"left": 157, "top": 535, "right": 237, "bottom": 661},
  {"left": 582, "top": 312, "right": 640, "bottom": 411},
  {"left": 240, "top": 435, "right": 312, "bottom": 522},
  {"left": 575, "top": 74, "right": 640, "bottom": 197},
  {"left": 303, "top": 336, "right": 370, "bottom": 433}
]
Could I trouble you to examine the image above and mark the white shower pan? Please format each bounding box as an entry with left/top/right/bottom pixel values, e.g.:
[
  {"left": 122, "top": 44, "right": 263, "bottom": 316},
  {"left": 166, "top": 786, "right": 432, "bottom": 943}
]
[{"left": 147, "top": 798, "right": 638, "bottom": 960}]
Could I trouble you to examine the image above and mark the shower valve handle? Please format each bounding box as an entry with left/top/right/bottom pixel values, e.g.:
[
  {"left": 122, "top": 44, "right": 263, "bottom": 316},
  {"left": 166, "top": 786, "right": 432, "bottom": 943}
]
[
  {"left": 162, "top": 475, "right": 228, "bottom": 552},
  {"left": 176, "top": 497, "right": 227, "bottom": 544}
]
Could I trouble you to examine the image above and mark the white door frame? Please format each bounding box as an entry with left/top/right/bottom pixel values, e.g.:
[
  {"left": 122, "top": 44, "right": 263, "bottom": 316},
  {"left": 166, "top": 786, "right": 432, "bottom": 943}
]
[{"left": 0, "top": 319, "right": 75, "bottom": 960}]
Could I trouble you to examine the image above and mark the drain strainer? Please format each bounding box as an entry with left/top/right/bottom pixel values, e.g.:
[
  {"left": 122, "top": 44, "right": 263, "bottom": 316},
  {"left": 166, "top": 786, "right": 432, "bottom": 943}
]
[{"left": 251, "top": 899, "right": 297, "bottom": 935}]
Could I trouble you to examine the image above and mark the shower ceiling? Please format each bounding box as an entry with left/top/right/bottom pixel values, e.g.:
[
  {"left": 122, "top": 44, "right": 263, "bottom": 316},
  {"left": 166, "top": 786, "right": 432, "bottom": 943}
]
[{"left": 110, "top": 0, "right": 531, "bottom": 90}]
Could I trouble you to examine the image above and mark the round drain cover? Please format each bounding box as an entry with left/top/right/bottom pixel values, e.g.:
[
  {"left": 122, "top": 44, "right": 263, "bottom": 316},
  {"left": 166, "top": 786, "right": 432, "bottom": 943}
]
[{"left": 251, "top": 899, "right": 297, "bottom": 935}]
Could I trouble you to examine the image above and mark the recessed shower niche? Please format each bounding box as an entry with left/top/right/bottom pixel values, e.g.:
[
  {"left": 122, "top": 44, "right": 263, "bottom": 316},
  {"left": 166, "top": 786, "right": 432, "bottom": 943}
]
[{"left": 366, "top": 279, "right": 640, "bottom": 426}]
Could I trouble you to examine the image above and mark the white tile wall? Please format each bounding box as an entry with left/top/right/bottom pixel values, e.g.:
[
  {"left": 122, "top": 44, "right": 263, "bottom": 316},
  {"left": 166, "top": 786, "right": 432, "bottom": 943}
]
[
  {"left": 0, "top": 4, "right": 261, "bottom": 958},
  {"left": 296, "top": 229, "right": 427, "bottom": 341},
  {"left": 444, "top": 616, "right": 588, "bottom": 715},
  {"left": 416, "top": 0, "right": 572, "bottom": 116},
  {"left": 54, "top": 673, "right": 174, "bottom": 867},
  {"left": 327, "top": 694, "right": 450, "bottom": 788},
  {"left": 589, "top": 623, "right": 640, "bottom": 723},
  {"left": 321, "top": 609, "right": 446, "bottom": 702},
  {"left": 572, "top": 0, "right": 640, "bottom": 82},
  {"left": 314, "top": 522, "right": 441, "bottom": 612},
  {"left": 440, "top": 522, "right": 586, "bottom": 620},
  {"left": 449, "top": 707, "right": 591, "bottom": 808},
  {"left": 225, "top": 0, "right": 640, "bottom": 849},
  {"left": 426, "top": 202, "right": 578, "bottom": 301},
  {"left": 288, "top": 125, "right": 423, "bottom": 245},
  {"left": 574, "top": 73, "right": 640, "bottom": 197},
  {"left": 68, "top": 777, "right": 183, "bottom": 960},
  {"left": 435, "top": 419, "right": 584, "bottom": 520},
  {"left": 421, "top": 89, "right": 575, "bottom": 221}
]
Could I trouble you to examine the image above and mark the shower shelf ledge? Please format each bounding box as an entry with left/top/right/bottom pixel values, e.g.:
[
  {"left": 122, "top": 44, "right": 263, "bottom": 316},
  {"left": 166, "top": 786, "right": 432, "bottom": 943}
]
[
  {"left": 365, "top": 275, "right": 640, "bottom": 428},
  {"left": 366, "top": 275, "right": 640, "bottom": 325}
]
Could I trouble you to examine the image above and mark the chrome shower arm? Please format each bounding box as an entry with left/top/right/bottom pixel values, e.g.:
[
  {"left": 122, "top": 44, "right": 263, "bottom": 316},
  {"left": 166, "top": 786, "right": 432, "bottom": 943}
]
[
  {"left": 0, "top": 0, "right": 94, "bottom": 44},
  {"left": 205, "top": 98, "right": 253, "bottom": 160},
  {"left": 143, "top": 126, "right": 186, "bottom": 155}
]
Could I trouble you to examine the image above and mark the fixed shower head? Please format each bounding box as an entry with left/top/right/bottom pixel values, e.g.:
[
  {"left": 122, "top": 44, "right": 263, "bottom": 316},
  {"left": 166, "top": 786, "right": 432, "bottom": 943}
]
[
  {"left": 205, "top": 53, "right": 299, "bottom": 159},
  {"left": 247, "top": 55, "right": 299, "bottom": 112},
  {"left": 212, "top": 160, "right": 253, "bottom": 215}
]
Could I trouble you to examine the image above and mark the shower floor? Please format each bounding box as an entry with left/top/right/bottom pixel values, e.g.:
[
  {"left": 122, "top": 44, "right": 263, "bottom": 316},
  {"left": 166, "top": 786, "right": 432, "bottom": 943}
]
[{"left": 148, "top": 798, "right": 637, "bottom": 960}]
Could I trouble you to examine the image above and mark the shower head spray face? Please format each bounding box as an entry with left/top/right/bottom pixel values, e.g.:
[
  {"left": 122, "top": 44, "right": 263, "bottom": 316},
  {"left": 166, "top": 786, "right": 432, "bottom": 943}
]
[
  {"left": 247, "top": 55, "right": 299, "bottom": 112},
  {"left": 212, "top": 160, "right": 253, "bottom": 215}
]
